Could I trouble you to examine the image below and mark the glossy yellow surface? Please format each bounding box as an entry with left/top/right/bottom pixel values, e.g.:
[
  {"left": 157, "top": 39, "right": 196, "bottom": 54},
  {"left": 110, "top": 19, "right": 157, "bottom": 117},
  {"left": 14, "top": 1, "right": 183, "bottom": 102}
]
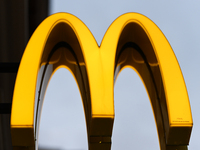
[{"left": 11, "top": 12, "right": 192, "bottom": 149}]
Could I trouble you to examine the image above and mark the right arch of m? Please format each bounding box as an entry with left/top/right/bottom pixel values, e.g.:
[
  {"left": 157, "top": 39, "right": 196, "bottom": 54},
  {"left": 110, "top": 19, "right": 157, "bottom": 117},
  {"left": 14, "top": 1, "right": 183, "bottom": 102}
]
[{"left": 11, "top": 13, "right": 193, "bottom": 150}]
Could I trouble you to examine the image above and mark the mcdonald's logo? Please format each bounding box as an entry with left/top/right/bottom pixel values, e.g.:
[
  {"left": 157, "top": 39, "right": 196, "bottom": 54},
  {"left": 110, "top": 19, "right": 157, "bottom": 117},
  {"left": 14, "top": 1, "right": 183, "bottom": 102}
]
[{"left": 10, "top": 13, "right": 193, "bottom": 150}]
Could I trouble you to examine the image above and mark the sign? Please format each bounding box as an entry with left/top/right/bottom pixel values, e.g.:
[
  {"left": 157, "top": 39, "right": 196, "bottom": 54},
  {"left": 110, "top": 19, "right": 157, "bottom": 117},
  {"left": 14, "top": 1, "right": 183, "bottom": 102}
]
[{"left": 11, "top": 13, "right": 193, "bottom": 150}]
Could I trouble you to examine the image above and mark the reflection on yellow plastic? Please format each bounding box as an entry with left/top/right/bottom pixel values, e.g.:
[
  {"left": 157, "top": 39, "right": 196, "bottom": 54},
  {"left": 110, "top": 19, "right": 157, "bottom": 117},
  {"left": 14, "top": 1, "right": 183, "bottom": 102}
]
[{"left": 11, "top": 13, "right": 192, "bottom": 150}]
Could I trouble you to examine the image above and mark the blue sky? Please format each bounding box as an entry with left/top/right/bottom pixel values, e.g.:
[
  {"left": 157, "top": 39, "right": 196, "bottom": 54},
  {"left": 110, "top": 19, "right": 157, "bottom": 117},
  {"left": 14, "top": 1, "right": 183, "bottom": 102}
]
[{"left": 38, "top": 1, "right": 200, "bottom": 149}]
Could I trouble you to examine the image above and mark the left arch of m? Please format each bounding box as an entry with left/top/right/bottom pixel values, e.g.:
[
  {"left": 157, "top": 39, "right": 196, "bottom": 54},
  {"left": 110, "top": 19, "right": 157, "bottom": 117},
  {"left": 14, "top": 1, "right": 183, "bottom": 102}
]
[{"left": 10, "top": 12, "right": 193, "bottom": 150}]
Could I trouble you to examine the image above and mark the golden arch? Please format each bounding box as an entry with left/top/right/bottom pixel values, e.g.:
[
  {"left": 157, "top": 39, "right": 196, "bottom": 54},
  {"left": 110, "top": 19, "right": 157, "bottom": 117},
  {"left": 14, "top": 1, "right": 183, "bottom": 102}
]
[{"left": 11, "top": 13, "right": 192, "bottom": 150}]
